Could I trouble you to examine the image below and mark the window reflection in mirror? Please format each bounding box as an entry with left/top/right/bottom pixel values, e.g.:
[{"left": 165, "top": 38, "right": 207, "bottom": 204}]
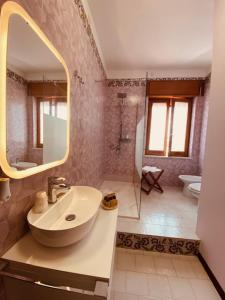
[{"left": 6, "top": 14, "right": 68, "bottom": 171}]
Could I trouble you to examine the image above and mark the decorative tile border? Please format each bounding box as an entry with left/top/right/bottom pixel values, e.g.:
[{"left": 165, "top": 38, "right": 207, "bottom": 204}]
[
  {"left": 107, "top": 77, "right": 207, "bottom": 88},
  {"left": 107, "top": 78, "right": 147, "bottom": 87},
  {"left": 7, "top": 69, "right": 27, "bottom": 86},
  {"left": 29, "top": 80, "right": 66, "bottom": 83},
  {"left": 148, "top": 77, "right": 207, "bottom": 81},
  {"left": 7, "top": 69, "right": 66, "bottom": 85},
  {"left": 116, "top": 232, "right": 200, "bottom": 255},
  {"left": 74, "top": 0, "right": 106, "bottom": 78}
]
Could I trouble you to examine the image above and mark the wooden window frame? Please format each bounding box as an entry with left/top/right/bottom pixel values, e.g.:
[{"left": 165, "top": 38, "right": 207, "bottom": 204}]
[
  {"left": 168, "top": 98, "right": 193, "bottom": 157},
  {"left": 145, "top": 97, "right": 193, "bottom": 157},
  {"left": 145, "top": 99, "right": 170, "bottom": 156},
  {"left": 36, "top": 97, "right": 66, "bottom": 148},
  {"left": 36, "top": 98, "right": 42, "bottom": 148}
]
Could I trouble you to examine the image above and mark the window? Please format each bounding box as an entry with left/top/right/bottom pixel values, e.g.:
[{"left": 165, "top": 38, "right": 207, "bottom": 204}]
[
  {"left": 36, "top": 97, "right": 67, "bottom": 148},
  {"left": 145, "top": 97, "right": 193, "bottom": 157}
]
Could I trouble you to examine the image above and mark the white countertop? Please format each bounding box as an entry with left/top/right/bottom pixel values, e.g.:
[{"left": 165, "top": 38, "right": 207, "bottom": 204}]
[{"left": 2, "top": 207, "right": 118, "bottom": 280}]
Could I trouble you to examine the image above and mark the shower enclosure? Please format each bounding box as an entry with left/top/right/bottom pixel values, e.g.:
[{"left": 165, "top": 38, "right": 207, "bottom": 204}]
[{"left": 101, "top": 89, "right": 146, "bottom": 218}]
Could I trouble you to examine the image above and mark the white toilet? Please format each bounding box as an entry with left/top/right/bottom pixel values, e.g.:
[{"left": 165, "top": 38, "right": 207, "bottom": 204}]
[
  {"left": 188, "top": 182, "right": 201, "bottom": 199},
  {"left": 178, "top": 175, "right": 202, "bottom": 197}
]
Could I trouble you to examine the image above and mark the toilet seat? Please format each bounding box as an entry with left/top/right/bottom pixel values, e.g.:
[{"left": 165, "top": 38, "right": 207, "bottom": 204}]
[
  {"left": 179, "top": 175, "right": 202, "bottom": 184},
  {"left": 188, "top": 182, "right": 201, "bottom": 199},
  {"left": 188, "top": 182, "right": 201, "bottom": 194}
]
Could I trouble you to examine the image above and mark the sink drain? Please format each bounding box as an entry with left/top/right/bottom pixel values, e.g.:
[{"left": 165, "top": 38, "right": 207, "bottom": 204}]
[{"left": 65, "top": 214, "right": 76, "bottom": 221}]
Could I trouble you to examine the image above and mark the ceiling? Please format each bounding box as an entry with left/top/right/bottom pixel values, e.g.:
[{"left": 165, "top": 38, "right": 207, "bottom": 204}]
[
  {"left": 7, "top": 15, "right": 66, "bottom": 80},
  {"left": 86, "top": 0, "right": 214, "bottom": 78}
]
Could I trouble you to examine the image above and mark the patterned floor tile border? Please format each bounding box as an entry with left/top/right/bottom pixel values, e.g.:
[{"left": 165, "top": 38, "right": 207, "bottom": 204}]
[{"left": 116, "top": 232, "right": 200, "bottom": 255}]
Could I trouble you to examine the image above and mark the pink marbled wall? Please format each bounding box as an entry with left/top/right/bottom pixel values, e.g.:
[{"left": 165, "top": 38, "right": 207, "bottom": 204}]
[
  {"left": 6, "top": 77, "right": 28, "bottom": 164},
  {"left": 199, "top": 80, "right": 211, "bottom": 173},
  {"left": 104, "top": 85, "right": 145, "bottom": 181},
  {"left": 6, "top": 75, "right": 44, "bottom": 166},
  {"left": 0, "top": 0, "right": 106, "bottom": 284}
]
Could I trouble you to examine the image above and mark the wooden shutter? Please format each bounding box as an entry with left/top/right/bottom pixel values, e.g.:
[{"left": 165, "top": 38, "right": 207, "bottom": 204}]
[{"left": 146, "top": 80, "right": 205, "bottom": 97}]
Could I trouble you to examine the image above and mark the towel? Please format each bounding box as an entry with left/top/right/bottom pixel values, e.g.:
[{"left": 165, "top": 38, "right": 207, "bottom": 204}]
[{"left": 142, "top": 165, "right": 162, "bottom": 174}]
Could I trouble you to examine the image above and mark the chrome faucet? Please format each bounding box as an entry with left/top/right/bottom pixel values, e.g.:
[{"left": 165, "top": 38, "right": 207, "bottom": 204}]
[{"left": 48, "top": 176, "right": 70, "bottom": 203}]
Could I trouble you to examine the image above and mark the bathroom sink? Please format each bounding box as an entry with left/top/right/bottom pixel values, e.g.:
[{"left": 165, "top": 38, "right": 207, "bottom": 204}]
[
  {"left": 27, "top": 186, "right": 102, "bottom": 247},
  {"left": 11, "top": 161, "right": 38, "bottom": 170}
]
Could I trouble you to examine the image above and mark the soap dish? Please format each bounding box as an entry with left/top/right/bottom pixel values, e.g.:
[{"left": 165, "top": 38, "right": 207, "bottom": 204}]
[
  {"left": 101, "top": 193, "right": 118, "bottom": 210},
  {"left": 101, "top": 200, "right": 118, "bottom": 210}
]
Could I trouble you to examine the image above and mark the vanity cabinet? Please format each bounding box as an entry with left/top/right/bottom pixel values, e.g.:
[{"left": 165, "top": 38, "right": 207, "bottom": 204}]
[
  {"left": 3, "top": 276, "right": 106, "bottom": 300},
  {"left": 0, "top": 208, "right": 118, "bottom": 300}
]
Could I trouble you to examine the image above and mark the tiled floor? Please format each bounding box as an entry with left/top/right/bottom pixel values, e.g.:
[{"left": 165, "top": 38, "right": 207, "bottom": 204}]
[
  {"left": 100, "top": 180, "right": 139, "bottom": 218},
  {"left": 117, "top": 186, "right": 199, "bottom": 240},
  {"left": 111, "top": 248, "right": 221, "bottom": 300}
]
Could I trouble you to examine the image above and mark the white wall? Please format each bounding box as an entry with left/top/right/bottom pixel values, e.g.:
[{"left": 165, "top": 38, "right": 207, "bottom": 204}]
[{"left": 197, "top": 0, "right": 225, "bottom": 290}]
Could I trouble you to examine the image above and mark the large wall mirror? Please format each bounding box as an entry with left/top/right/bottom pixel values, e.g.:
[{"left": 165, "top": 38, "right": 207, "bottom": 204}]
[{"left": 0, "top": 2, "right": 70, "bottom": 179}]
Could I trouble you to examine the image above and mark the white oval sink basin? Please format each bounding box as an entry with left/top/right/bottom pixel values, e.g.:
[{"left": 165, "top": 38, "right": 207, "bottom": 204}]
[
  {"left": 27, "top": 186, "right": 102, "bottom": 247},
  {"left": 11, "top": 161, "right": 38, "bottom": 170}
]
